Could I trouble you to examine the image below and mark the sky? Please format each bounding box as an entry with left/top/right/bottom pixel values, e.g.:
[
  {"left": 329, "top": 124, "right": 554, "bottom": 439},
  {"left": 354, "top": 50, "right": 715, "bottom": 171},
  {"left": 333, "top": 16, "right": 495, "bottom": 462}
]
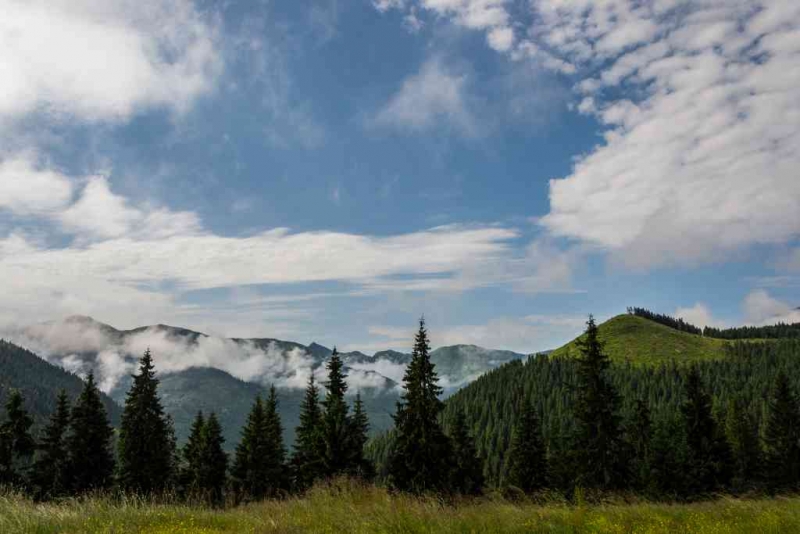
[{"left": 0, "top": 0, "right": 799, "bottom": 355}]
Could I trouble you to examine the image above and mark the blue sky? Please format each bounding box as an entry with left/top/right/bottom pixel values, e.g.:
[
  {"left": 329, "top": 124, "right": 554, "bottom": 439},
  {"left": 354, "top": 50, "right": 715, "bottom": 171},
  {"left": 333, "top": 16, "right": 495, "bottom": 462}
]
[{"left": 0, "top": 0, "right": 799, "bottom": 354}]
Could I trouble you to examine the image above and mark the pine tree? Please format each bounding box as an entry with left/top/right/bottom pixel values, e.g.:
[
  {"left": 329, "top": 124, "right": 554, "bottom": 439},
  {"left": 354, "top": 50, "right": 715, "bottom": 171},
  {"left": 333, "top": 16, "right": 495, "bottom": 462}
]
[
  {"left": 0, "top": 390, "right": 35, "bottom": 486},
  {"left": 763, "top": 371, "right": 800, "bottom": 491},
  {"left": 681, "top": 365, "right": 731, "bottom": 494},
  {"left": 232, "top": 389, "right": 287, "bottom": 500},
  {"left": 725, "top": 398, "right": 761, "bottom": 492},
  {"left": 65, "top": 373, "right": 115, "bottom": 493},
  {"left": 627, "top": 399, "right": 654, "bottom": 492},
  {"left": 388, "top": 318, "right": 452, "bottom": 493},
  {"left": 347, "top": 392, "right": 374, "bottom": 480},
  {"left": 505, "top": 401, "right": 546, "bottom": 494},
  {"left": 448, "top": 408, "right": 483, "bottom": 495},
  {"left": 181, "top": 411, "right": 206, "bottom": 494},
  {"left": 321, "top": 348, "right": 350, "bottom": 477},
  {"left": 650, "top": 413, "right": 688, "bottom": 497},
  {"left": 30, "top": 390, "right": 71, "bottom": 499},
  {"left": 573, "top": 315, "right": 627, "bottom": 490},
  {"left": 197, "top": 412, "right": 227, "bottom": 504},
  {"left": 292, "top": 374, "right": 324, "bottom": 491},
  {"left": 117, "top": 349, "right": 177, "bottom": 494}
]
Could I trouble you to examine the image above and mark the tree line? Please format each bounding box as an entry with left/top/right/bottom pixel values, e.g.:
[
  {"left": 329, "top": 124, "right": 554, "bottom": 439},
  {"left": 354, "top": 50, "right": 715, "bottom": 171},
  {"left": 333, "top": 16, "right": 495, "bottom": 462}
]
[
  {"left": 0, "top": 320, "right": 483, "bottom": 501},
  {"left": 628, "top": 307, "right": 800, "bottom": 340}
]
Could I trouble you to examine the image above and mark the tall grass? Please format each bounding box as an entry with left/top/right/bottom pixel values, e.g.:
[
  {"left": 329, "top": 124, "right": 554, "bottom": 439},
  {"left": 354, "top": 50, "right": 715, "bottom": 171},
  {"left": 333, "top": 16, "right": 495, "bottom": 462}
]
[{"left": 2, "top": 480, "right": 799, "bottom": 533}]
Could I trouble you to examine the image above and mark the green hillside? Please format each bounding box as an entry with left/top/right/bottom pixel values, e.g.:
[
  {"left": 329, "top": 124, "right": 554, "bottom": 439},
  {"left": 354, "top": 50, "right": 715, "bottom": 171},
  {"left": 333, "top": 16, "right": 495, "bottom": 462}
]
[{"left": 549, "top": 314, "right": 730, "bottom": 365}]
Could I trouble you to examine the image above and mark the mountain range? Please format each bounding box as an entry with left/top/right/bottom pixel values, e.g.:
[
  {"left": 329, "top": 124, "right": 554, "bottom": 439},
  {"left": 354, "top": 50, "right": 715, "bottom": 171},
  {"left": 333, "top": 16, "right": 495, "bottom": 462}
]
[{"left": 1, "top": 316, "right": 527, "bottom": 448}]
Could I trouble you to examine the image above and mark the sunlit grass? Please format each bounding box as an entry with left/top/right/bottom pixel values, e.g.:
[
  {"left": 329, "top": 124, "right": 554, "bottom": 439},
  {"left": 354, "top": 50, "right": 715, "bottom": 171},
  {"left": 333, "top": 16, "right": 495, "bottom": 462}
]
[{"left": 2, "top": 481, "right": 799, "bottom": 533}]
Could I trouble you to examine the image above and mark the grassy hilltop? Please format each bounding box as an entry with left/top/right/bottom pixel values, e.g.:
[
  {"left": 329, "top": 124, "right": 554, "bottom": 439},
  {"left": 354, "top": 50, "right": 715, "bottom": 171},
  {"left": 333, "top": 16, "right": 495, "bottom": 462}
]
[
  {"left": 549, "top": 314, "right": 731, "bottom": 365},
  {"left": 2, "top": 483, "right": 800, "bottom": 533}
]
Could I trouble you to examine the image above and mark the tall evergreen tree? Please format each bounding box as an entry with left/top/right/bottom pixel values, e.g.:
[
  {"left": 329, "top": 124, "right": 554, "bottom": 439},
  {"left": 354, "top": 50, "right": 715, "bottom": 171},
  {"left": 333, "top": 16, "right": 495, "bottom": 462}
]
[
  {"left": 573, "top": 315, "right": 627, "bottom": 490},
  {"left": 725, "top": 398, "right": 761, "bottom": 492},
  {"left": 232, "top": 388, "right": 287, "bottom": 500},
  {"left": 388, "top": 318, "right": 452, "bottom": 493},
  {"left": 321, "top": 348, "right": 350, "bottom": 477},
  {"left": 30, "top": 390, "right": 71, "bottom": 499},
  {"left": 448, "top": 408, "right": 483, "bottom": 495},
  {"left": 681, "top": 365, "right": 731, "bottom": 494},
  {"left": 292, "top": 374, "right": 324, "bottom": 491},
  {"left": 0, "top": 390, "right": 35, "bottom": 486},
  {"left": 65, "top": 373, "right": 115, "bottom": 493},
  {"left": 763, "top": 371, "right": 800, "bottom": 491},
  {"left": 626, "top": 399, "right": 654, "bottom": 492},
  {"left": 650, "top": 412, "right": 688, "bottom": 497},
  {"left": 347, "top": 392, "right": 374, "bottom": 480},
  {"left": 181, "top": 411, "right": 206, "bottom": 494},
  {"left": 117, "top": 349, "right": 177, "bottom": 494},
  {"left": 505, "top": 401, "right": 547, "bottom": 494},
  {"left": 197, "top": 413, "right": 228, "bottom": 504}
]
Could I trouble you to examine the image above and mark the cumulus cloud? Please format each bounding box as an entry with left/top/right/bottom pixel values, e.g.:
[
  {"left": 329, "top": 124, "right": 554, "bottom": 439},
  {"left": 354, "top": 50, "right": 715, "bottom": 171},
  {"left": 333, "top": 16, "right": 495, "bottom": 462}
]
[
  {"left": 742, "top": 290, "right": 800, "bottom": 326},
  {"left": 377, "top": 0, "right": 800, "bottom": 268},
  {"left": 0, "top": 155, "right": 74, "bottom": 215},
  {"left": 674, "top": 303, "right": 726, "bottom": 329},
  {"left": 371, "top": 58, "right": 477, "bottom": 135},
  {"left": 0, "top": 0, "right": 220, "bottom": 126}
]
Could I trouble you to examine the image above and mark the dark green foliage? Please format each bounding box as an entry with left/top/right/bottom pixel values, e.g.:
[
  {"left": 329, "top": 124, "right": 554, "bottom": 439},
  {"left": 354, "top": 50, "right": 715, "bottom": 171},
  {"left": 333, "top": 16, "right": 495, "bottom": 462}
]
[
  {"left": 65, "top": 373, "right": 115, "bottom": 493},
  {"left": 321, "top": 349, "right": 350, "bottom": 477},
  {"left": 181, "top": 411, "right": 206, "bottom": 493},
  {"left": 763, "top": 372, "right": 800, "bottom": 491},
  {"left": 197, "top": 413, "right": 228, "bottom": 503},
  {"left": 625, "top": 399, "right": 654, "bottom": 492},
  {"left": 628, "top": 307, "right": 703, "bottom": 335},
  {"left": 291, "top": 375, "right": 324, "bottom": 491},
  {"left": 29, "top": 391, "right": 71, "bottom": 499},
  {"left": 573, "top": 316, "right": 628, "bottom": 490},
  {"left": 504, "top": 401, "right": 546, "bottom": 494},
  {"left": 117, "top": 350, "right": 177, "bottom": 494},
  {"left": 447, "top": 408, "right": 483, "bottom": 495},
  {"left": 346, "top": 393, "right": 374, "bottom": 480},
  {"left": 0, "top": 340, "right": 121, "bottom": 429},
  {"left": 681, "top": 365, "right": 731, "bottom": 495},
  {"left": 0, "top": 390, "right": 35, "bottom": 486},
  {"left": 388, "top": 318, "right": 452, "bottom": 493},
  {"left": 649, "top": 412, "right": 688, "bottom": 496},
  {"left": 725, "top": 398, "right": 761, "bottom": 492},
  {"left": 232, "top": 388, "right": 287, "bottom": 500}
]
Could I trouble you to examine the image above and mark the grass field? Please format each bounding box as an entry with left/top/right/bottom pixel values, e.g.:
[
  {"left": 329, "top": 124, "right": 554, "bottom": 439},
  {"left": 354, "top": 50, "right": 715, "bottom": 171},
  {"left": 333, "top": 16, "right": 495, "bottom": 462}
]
[
  {"left": 2, "top": 482, "right": 799, "bottom": 533},
  {"left": 549, "top": 315, "right": 732, "bottom": 366}
]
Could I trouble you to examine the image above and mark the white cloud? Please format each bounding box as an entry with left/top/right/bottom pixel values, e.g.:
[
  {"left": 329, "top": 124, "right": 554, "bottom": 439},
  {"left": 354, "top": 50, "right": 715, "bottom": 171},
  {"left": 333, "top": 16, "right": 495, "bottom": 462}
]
[
  {"left": 742, "top": 290, "right": 800, "bottom": 326},
  {"left": 372, "top": 58, "right": 476, "bottom": 135},
  {"left": 0, "top": 155, "right": 74, "bottom": 215},
  {"left": 377, "top": 0, "right": 800, "bottom": 268},
  {"left": 0, "top": 0, "right": 220, "bottom": 126},
  {"left": 674, "top": 303, "right": 726, "bottom": 329}
]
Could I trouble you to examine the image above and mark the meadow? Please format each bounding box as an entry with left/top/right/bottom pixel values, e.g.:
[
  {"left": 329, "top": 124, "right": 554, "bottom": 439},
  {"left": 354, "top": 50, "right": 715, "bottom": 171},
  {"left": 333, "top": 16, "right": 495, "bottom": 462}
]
[{"left": 2, "top": 481, "right": 799, "bottom": 534}]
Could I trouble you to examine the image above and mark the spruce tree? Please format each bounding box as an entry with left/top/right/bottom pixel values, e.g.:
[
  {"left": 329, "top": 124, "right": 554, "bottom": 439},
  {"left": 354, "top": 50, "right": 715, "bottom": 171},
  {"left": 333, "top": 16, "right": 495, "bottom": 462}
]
[
  {"left": 448, "top": 408, "right": 484, "bottom": 495},
  {"left": 388, "top": 318, "right": 452, "bottom": 493},
  {"left": 763, "top": 371, "right": 800, "bottom": 491},
  {"left": 181, "top": 411, "right": 206, "bottom": 494},
  {"left": 65, "top": 373, "right": 115, "bottom": 493},
  {"left": 117, "top": 349, "right": 177, "bottom": 494},
  {"left": 627, "top": 399, "right": 654, "bottom": 492},
  {"left": 30, "top": 390, "right": 71, "bottom": 499},
  {"left": 725, "top": 398, "right": 761, "bottom": 492},
  {"left": 232, "top": 388, "right": 287, "bottom": 500},
  {"left": 681, "top": 365, "right": 731, "bottom": 495},
  {"left": 292, "top": 374, "right": 324, "bottom": 491},
  {"left": 573, "top": 315, "right": 627, "bottom": 490},
  {"left": 0, "top": 390, "right": 35, "bottom": 486},
  {"left": 321, "top": 348, "right": 350, "bottom": 477},
  {"left": 198, "top": 412, "right": 227, "bottom": 504},
  {"left": 347, "top": 392, "right": 374, "bottom": 480},
  {"left": 505, "top": 401, "right": 546, "bottom": 494}
]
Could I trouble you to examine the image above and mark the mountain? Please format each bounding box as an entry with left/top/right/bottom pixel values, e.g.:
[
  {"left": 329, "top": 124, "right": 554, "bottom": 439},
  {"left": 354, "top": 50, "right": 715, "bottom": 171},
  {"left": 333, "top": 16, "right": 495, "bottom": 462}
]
[
  {"left": 0, "top": 339, "right": 121, "bottom": 428},
  {"left": 4, "top": 316, "right": 526, "bottom": 448},
  {"left": 549, "top": 314, "right": 730, "bottom": 366}
]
